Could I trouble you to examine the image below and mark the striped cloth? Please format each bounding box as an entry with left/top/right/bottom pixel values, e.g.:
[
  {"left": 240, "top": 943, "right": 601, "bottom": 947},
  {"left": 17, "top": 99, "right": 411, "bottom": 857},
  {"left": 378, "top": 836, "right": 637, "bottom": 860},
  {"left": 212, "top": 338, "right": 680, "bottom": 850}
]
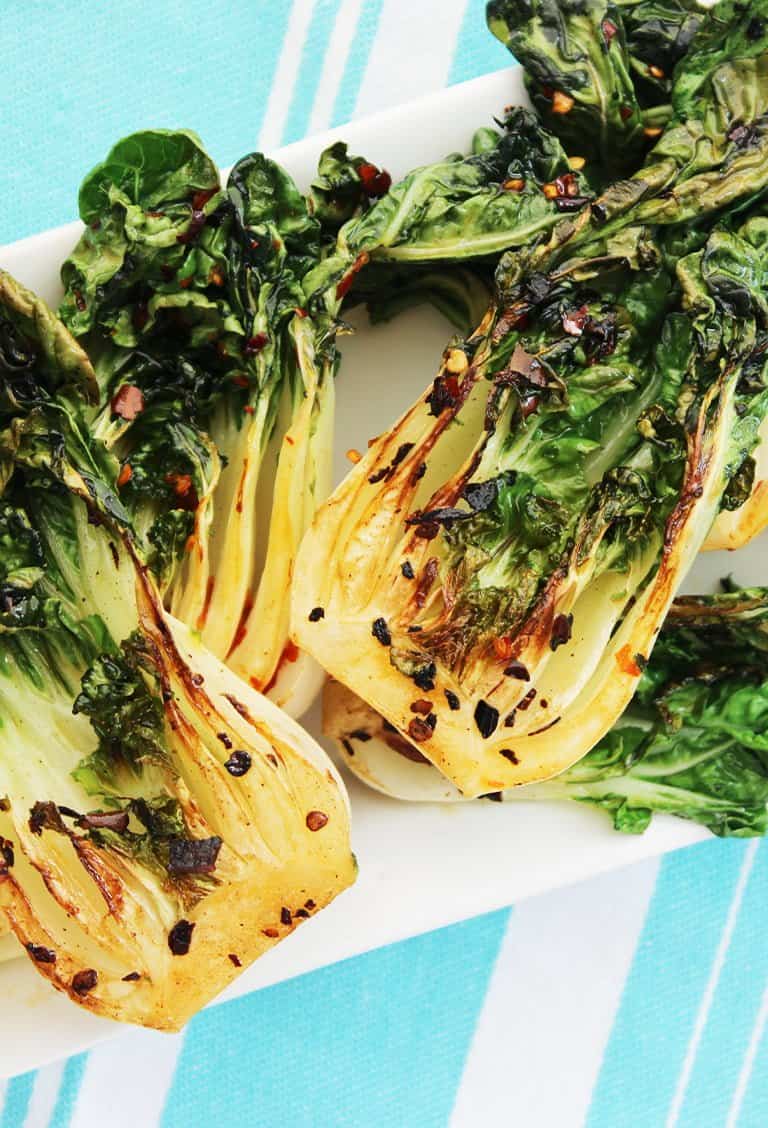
[{"left": 1, "top": 2, "right": 767, "bottom": 1125}]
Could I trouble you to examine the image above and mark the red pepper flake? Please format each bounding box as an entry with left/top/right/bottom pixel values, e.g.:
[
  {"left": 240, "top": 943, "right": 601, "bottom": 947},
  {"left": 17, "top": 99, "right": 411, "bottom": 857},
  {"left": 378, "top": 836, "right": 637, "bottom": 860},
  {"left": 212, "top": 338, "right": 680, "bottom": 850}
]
[
  {"left": 284, "top": 640, "right": 299, "bottom": 663},
  {"left": 358, "top": 162, "right": 392, "bottom": 197},
  {"left": 179, "top": 276, "right": 193, "bottom": 289},
  {"left": 228, "top": 954, "right": 242, "bottom": 968},
  {"left": 263, "top": 927, "right": 279, "bottom": 939},
  {"left": 0, "top": 837, "right": 13, "bottom": 872},
  {"left": 305, "top": 899, "right": 316, "bottom": 910},
  {"left": 72, "top": 968, "right": 98, "bottom": 995},
  {"left": 615, "top": 644, "right": 642, "bottom": 677},
  {"left": 295, "top": 307, "right": 308, "bottom": 319},
  {"left": 26, "top": 943, "right": 56, "bottom": 964},
  {"left": 648, "top": 64, "right": 665, "bottom": 79},
  {"left": 306, "top": 810, "right": 329, "bottom": 832},
  {"left": 620, "top": 105, "right": 634, "bottom": 121},
  {"left": 168, "top": 920, "right": 195, "bottom": 956},
  {"left": 602, "top": 18, "right": 618, "bottom": 42},
  {"left": 78, "top": 810, "right": 130, "bottom": 833},
  {"left": 408, "top": 717, "right": 434, "bottom": 743},
  {"left": 502, "top": 178, "right": 526, "bottom": 192},
  {"left": 492, "top": 635, "right": 513, "bottom": 661},
  {"left": 518, "top": 688, "right": 537, "bottom": 711},
  {"left": 410, "top": 698, "right": 433, "bottom": 715},
  {"left": 280, "top": 907, "right": 292, "bottom": 926},
  {"left": 74, "top": 290, "right": 86, "bottom": 312},
  {"left": 554, "top": 172, "right": 580, "bottom": 198},
  {"left": 165, "top": 472, "right": 198, "bottom": 511},
  {"left": 111, "top": 384, "right": 145, "bottom": 421},
  {"left": 192, "top": 188, "right": 218, "bottom": 211},
  {"left": 562, "top": 305, "right": 589, "bottom": 336},
  {"left": 209, "top": 266, "right": 225, "bottom": 287},
  {"left": 551, "top": 91, "right": 575, "bottom": 114},
  {"left": 335, "top": 251, "right": 370, "bottom": 301},
  {"left": 245, "top": 333, "right": 268, "bottom": 356},
  {"left": 117, "top": 463, "right": 133, "bottom": 488}
]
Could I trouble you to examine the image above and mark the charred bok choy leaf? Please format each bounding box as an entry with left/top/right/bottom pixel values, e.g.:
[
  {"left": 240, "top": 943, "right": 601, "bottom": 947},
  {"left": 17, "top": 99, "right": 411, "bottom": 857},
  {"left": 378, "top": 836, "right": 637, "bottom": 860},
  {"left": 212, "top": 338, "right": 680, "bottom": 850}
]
[
  {"left": 486, "top": 0, "right": 706, "bottom": 179},
  {"left": 60, "top": 131, "right": 334, "bottom": 714},
  {"left": 294, "top": 205, "right": 768, "bottom": 798},
  {"left": 325, "top": 586, "right": 768, "bottom": 837},
  {"left": 302, "top": 106, "right": 593, "bottom": 309},
  {"left": 494, "top": 6, "right": 768, "bottom": 548},
  {"left": 0, "top": 271, "right": 354, "bottom": 1027}
]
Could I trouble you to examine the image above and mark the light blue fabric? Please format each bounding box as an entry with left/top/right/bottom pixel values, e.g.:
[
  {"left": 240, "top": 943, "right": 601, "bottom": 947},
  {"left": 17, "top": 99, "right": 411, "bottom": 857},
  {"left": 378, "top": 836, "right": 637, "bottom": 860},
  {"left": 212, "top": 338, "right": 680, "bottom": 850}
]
[
  {"left": 2, "top": 3, "right": 768, "bottom": 1126},
  {"left": 162, "top": 909, "right": 510, "bottom": 1128}
]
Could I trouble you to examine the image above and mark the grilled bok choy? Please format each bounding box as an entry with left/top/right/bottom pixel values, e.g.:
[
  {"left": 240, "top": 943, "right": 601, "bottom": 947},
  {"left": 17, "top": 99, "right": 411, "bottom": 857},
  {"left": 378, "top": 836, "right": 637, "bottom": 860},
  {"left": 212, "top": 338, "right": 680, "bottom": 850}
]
[
  {"left": 487, "top": 0, "right": 707, "bottom": 179},
  {"left": 59, "top": 131, "right": 337, "bottom": 714},
  {"left": 491, "top": 0, "right": 766, "bottom": 550},
  {"left": 325, "top": 586, "right": 768, "bottom": 837},
  {"left": 294, "top": 209, "right": 768, "bottom": 798},
  {"left": 0, "top": 272, "right": 354, "bottom": 1026}
]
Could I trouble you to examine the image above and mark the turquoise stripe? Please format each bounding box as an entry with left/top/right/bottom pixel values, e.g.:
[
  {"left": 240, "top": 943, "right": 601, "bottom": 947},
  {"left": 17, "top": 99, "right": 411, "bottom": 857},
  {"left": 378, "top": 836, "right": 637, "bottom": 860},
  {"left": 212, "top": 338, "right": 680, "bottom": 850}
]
[
  {"left": 737, "top": 999, "right": 768, "bottom": 1128},
  {"left": 448, "top": 0, "right": 510, "bottom": 85},
  {"left": 281, "top": 0, "right": 340, "bottom": 145},
  {"left": 0, "top": 1, "right": 294, "bottom": 244},
  {"left": 676, "top": 842, "right": 768, "bottom": 1128},
  {"left": 48, "top": 1054, "right": 88, "bottom": 1128},
  {"left": 0, "top": 1072, "right": 34, "bottom": 1128},
  {"left": 161, "top": 908, "right": 511, "bottom": 1128},
  {"left": 331, "top": 0, "right": 386, "bottom": 126},
  {"left": 586, "top": 838, "right": 752, "bottom": 1128}
]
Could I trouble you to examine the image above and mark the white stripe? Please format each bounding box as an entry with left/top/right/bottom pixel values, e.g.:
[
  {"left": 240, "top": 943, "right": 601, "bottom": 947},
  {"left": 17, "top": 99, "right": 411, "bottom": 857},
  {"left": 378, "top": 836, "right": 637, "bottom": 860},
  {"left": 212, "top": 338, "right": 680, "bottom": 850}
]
[
  {"left": 450, "top": 859, "right": 660, "bottom": 1128},
  {"left": 353, "top": 0, "right": 467, "bottom": 117},
  {"left": 307, "top": 0, "right": 363, "bottom": 134},
  {"left": 258, "top": 1, "right": 316, "bottom": 150},
  {"left": 23, "top": 1061, "right": 64, "bottom": 1128},
  {"left": 725, "top": 979, "right": 768, "bottom": 1128},
  {"left": 68, "top": 1029, "right": 185, "bottom": 1128},
  {"left": 666, "top": 839, "right": 761, "bottom": 1128}
]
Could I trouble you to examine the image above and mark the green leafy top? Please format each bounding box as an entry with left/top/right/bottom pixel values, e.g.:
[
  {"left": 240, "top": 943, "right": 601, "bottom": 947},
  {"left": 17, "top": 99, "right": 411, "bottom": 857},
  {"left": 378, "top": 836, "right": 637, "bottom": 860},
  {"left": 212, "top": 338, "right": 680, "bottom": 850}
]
[
  {"left": 536, "top": 586, "right": 768, "bottom": 836},
  {"left": 487, "top": 0, "right": 649, "bottom": 177}
]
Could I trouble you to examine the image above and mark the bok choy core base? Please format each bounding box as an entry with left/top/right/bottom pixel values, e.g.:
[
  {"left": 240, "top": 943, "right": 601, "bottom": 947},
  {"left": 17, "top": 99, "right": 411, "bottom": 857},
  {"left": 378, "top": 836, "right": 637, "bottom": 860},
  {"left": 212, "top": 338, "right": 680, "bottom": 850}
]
[
  {"left": 324, "top": 585, "right": 768, "bottom": 837},
  {"left": 0, "top": 271, "right": 354, "bottom": 1028}
]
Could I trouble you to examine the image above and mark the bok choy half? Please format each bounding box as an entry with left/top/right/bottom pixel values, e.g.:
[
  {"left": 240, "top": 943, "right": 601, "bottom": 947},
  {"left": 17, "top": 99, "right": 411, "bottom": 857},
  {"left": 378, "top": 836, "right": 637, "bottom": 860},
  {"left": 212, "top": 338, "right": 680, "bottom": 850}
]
[
  {"left": 324, "top": 585, "right": 768, "bottom": 837},
  {"left": 294, "top": 204, "right": 768, "bottom": 798},
  {"left": 59, "top": 131, "right": 337, "bottom": 715},
  {"left": 0, "top": 271, "right": 354, "bottom": 1027}
]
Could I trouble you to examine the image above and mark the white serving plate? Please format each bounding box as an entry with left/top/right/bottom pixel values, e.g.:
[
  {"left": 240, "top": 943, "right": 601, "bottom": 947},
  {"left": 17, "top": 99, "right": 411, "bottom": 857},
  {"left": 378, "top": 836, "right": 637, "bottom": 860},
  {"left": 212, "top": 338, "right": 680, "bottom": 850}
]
[{"left": 0, "top": 66, "right": 763, "bottom": 1077}]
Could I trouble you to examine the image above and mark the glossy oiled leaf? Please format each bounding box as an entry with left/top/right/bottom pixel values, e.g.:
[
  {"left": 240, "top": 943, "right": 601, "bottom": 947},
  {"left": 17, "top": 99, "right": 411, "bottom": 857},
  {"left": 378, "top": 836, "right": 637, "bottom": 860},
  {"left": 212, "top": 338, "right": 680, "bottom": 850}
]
[{"left": 0, "top": 272, "right": 354, "bottom": 1028}]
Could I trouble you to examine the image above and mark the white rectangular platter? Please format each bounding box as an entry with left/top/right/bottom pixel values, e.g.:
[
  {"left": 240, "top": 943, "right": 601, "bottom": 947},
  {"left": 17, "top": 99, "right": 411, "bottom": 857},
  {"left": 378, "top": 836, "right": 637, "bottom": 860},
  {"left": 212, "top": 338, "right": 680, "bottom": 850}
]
[{"left": 1, "top": 66, "right": 762, "bottom": 1077}]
